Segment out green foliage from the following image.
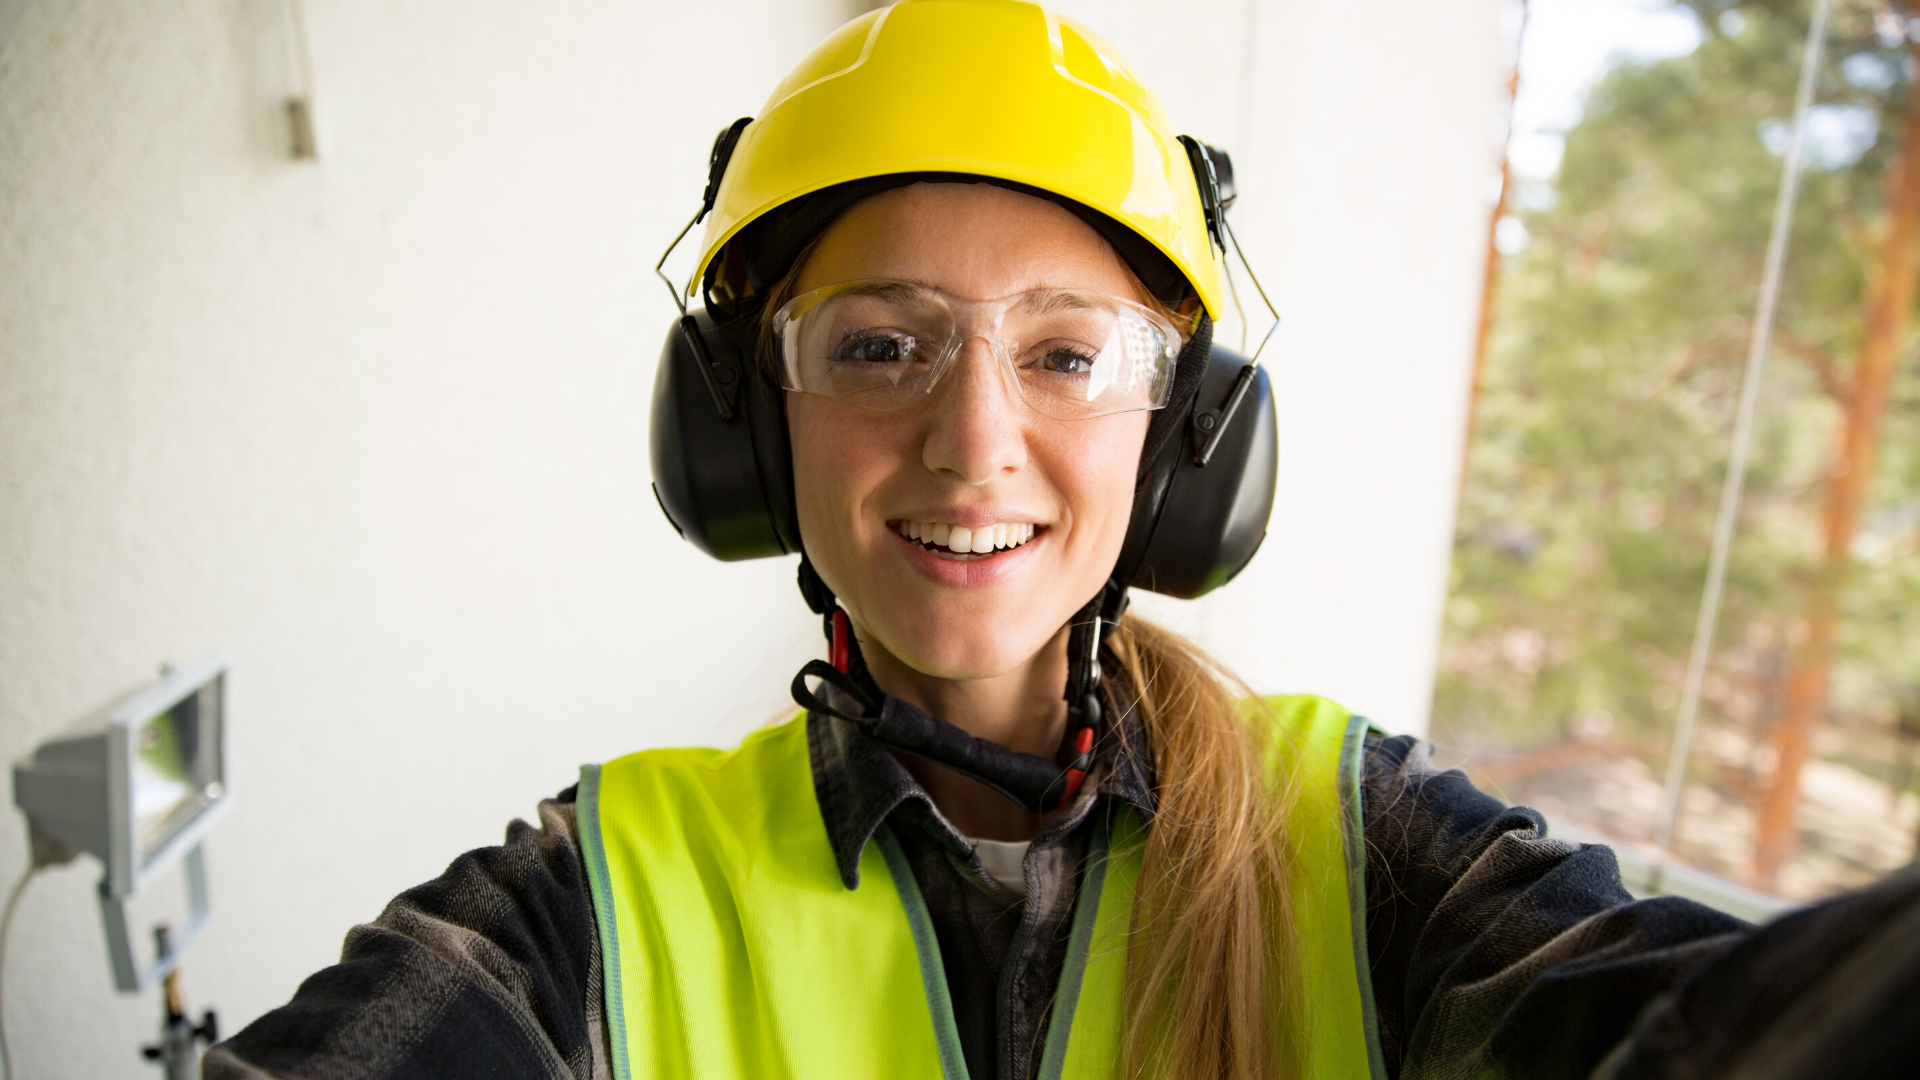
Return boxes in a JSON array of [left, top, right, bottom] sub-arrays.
[[1437, 0, 1920, 760]]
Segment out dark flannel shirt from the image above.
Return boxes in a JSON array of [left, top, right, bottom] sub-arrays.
[[205, 706, 1920, 1080]]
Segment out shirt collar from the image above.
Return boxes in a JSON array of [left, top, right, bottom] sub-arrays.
[[806, 686, 1157, 890]]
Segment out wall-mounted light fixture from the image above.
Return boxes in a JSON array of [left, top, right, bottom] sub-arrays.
[[8, 654, 233, 1078]]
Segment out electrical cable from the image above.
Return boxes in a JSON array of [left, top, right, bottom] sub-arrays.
[[1652, 0, 1833, 866], [0, 866, 40, 1080]]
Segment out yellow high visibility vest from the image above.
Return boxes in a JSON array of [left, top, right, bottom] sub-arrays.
[[576, 695, 1385, 1079]]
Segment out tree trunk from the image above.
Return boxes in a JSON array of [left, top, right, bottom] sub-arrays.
[[1458, 2, 1527, 508], [1752, 36, 1920, 888]]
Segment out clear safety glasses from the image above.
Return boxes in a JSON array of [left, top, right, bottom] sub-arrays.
[[769, 280, 1183, 420]]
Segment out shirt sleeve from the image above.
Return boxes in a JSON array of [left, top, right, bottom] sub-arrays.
[[1359, 734, 1749, 1079], [202, 792, 608, 1080], [1594, 866, 1920, 1080]]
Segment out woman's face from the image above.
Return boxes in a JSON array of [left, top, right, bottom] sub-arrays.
[[787, 183, 1153, 682]]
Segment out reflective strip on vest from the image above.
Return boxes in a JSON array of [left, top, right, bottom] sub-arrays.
[[577, 695, 1385, 1080]]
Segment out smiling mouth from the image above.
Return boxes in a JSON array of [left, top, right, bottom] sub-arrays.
[[895, 520, 1040, 560]]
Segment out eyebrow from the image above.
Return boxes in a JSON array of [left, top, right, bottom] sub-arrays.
[[827, 281, 1118, 310], [836, 281, 936, 303], [1027, 290, 1106, 314]]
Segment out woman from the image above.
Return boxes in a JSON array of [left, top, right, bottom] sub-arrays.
[[209, 3, 1920, 1079]]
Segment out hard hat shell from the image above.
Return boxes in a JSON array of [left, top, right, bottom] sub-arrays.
[[690, 0, 1230, 319]]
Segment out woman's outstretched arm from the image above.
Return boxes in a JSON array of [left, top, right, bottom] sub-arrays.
[[1361, 735, 1750, 1078], [203, 791, 606, 1080], [1363, 734, 1920, 1080]]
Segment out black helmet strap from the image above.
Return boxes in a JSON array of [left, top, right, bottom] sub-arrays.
[[789, 556, 1120, 815]]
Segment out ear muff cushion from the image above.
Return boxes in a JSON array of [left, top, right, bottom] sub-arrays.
[[1117, 317, 1278, 598], [649, 311, 797, 559]]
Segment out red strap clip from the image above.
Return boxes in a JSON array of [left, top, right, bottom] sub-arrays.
[[1059, 726, 1094, 805], [830, 609, 851, 673]]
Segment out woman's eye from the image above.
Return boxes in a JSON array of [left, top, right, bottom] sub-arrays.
[[831, 332, 916, 365], [1037, 347, 1098, 375]]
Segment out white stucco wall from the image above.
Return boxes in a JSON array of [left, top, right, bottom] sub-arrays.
[[0, 0, 1500, 1073]]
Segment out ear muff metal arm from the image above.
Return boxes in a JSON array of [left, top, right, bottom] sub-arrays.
[[657, 117, 755, 319], [1186, 169, 1280, 468], [654, 118, 757, 423], [656, 209, 737, 421]]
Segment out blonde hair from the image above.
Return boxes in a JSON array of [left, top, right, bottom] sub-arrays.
[[754, 220, 1304, 1080], [1105, 616, 1304, 1080]]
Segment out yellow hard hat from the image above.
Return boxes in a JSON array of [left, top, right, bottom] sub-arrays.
[[688, 0, 1231, 320]]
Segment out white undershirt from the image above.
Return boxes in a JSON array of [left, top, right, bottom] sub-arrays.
[[969, 837, 1032, 899]]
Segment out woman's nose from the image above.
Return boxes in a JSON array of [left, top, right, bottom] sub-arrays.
[[921, 338, 1028, 484]]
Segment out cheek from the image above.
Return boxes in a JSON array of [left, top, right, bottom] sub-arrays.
[[1047, 412, 1150, 556], [788, 396, 896, 568]]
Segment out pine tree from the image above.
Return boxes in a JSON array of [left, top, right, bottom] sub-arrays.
[[1439, 0, 1920, 899]]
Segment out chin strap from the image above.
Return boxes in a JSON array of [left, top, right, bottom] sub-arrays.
[[798, 556, 867, 681], [791, 557, 1124, 814], [1057, 581, 1127, 804]]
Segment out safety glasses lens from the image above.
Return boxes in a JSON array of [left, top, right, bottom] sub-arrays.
[[775, 283, 1177, 419]]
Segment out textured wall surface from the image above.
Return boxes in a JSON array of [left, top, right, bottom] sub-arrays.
[[0, 0, 1501, 1073]]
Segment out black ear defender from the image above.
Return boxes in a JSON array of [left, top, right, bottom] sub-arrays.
[[649, 118, 802, 559], [1126, 135, 1273, 598], [650, 307, 799, 558], [649, 121, 1278, 599], [1116, 324, 1277, 598]]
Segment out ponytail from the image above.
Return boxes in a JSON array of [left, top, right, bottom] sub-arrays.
[[1106, 615, 1305, 1080]]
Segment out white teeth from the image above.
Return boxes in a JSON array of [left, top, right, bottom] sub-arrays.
[[896, 520, 1039, 556]]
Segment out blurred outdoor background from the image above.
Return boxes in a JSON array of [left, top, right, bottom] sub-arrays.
[[1436, 0, 1920, 910], [2, 0, 1916, 1075]]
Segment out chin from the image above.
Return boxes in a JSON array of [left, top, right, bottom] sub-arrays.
[[874, 612, 1057, 683]]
